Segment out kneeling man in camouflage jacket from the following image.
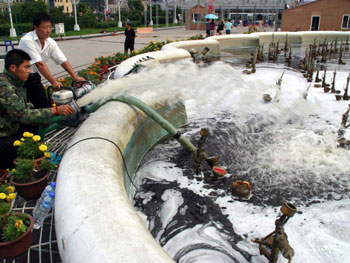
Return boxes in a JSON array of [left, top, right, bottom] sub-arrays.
[[0, 49, 74, 169]]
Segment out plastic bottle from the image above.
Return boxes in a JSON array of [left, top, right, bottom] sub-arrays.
[[33, 192, 55, 230], [33, 182, 56, 216]]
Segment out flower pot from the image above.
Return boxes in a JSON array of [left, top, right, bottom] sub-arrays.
[[0, 169, 7, 181], [10, 171, 49, 200], [0, 214, 34, 258]]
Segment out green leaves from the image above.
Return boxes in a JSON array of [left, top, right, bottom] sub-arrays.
[[13, 158, 34, 183], [1, 214, 29, 242]]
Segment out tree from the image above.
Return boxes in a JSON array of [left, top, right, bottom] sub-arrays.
[[49, 6, 66, 23], [0, 11, 9, 25], [13, 0, 48, 24], [78, 3, 89, 15], [125, 0, 143, 23]]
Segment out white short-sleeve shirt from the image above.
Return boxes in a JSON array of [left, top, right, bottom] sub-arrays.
[[18, 30, 67, 73]]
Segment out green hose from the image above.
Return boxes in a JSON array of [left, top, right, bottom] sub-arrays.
[[38, 115, 65, 139], [84, 95, 197, 152]]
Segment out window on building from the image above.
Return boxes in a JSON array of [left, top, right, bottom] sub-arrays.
[[342, 15, 350, 29], [310, 16, 320, 31]]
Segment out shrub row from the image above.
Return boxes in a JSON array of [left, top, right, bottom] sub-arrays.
[[0, 23, 32, 37]]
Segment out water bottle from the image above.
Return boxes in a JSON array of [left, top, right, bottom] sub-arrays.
[[33, 192, 55, 229], [33, 182, 56, 215]]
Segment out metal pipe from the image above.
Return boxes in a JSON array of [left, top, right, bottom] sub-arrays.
[[84, 95, 198, 152]]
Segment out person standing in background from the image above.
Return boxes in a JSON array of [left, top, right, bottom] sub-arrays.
[[124, 22, 136, 54], [209, 20, 216, 36], [217, 20, 224, 35], [19, 12, 85, 109], [205, 19, 210, 37], [225, 19, 233, 34]]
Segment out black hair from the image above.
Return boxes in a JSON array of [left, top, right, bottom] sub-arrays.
[[5, 49, 31, 70], [126, 22, 132, 26], [33, 12, 53, 27]]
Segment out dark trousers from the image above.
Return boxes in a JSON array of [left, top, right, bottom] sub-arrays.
[[124, 41, 135, 53], [24, 73, 50, 109], [0, 125, 38, 169]]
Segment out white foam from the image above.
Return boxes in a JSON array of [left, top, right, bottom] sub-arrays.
[[132, 62, 350, 263]]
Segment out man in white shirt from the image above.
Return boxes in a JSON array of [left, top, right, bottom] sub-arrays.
[[19, 12, 84, 108]]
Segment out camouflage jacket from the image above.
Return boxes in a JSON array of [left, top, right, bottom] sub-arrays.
[[0, 69, 51, 137]]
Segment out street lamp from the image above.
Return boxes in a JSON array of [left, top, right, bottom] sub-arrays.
[[73, 0, 80, 31], [173, 0, 177, 24], [149, 0, 153, 26], [165, 0, 169, 27], [117, 0, 122, 27], [113, 0, 122, 27], [104, 0, 109, 22], [7, 0, 16, 37]]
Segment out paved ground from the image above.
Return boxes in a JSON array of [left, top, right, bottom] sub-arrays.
[[0, 26, 257, 80], [1, 27, 203, 77]]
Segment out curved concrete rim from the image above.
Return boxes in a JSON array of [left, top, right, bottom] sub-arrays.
[[55, 94, 185, 263], [56, 30, 350, 263]]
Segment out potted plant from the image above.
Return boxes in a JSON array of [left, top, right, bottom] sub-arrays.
[[9, 132, 55, 200], [0, 170, 7, 181], [0, 181, 34, 258], [14, 132, 46, 161]]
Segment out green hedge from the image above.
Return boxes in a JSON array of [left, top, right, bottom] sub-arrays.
[[96, 21, 117, 29], [78, 14, 97, 28], [0, 23, 33, 37], [128, 20, 142, 27]]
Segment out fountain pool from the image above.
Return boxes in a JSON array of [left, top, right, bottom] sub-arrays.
[[55, 32, 350, 263]]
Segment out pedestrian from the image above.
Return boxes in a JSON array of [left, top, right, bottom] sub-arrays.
[[0, 49, 75, 169], [225, 19, 233, 34], [124, 22, 136, 54], [217, 20, 224, 35], [209, 19, 216, 36], [205, 19, 210, 37], [18, 12, 85, 109]]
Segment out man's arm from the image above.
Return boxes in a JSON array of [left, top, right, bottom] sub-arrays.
[[60, 61, 85, 83], [0, 85, 75, 124], [35, 61, 62, 90]]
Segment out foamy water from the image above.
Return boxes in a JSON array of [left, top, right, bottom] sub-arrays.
[[80, 58, 350, 262]]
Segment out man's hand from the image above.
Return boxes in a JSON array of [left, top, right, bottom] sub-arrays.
[[61, 61, 85, 84], [52, 80, 63, 91], [74, 76, 85, 83], [53, 105, 75, 116]]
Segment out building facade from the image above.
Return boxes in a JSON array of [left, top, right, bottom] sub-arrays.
[[212, 0, 296, 24], [184, 0, 298, 30], [281, 0, 350, 31], [52, 0, 73, 14]]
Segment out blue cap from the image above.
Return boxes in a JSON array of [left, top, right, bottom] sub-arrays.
[[50, 182, 56, 187], [49, 192, 55, 198]]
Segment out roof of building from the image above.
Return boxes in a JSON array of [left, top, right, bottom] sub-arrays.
[[282, 0, 321, 13]]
